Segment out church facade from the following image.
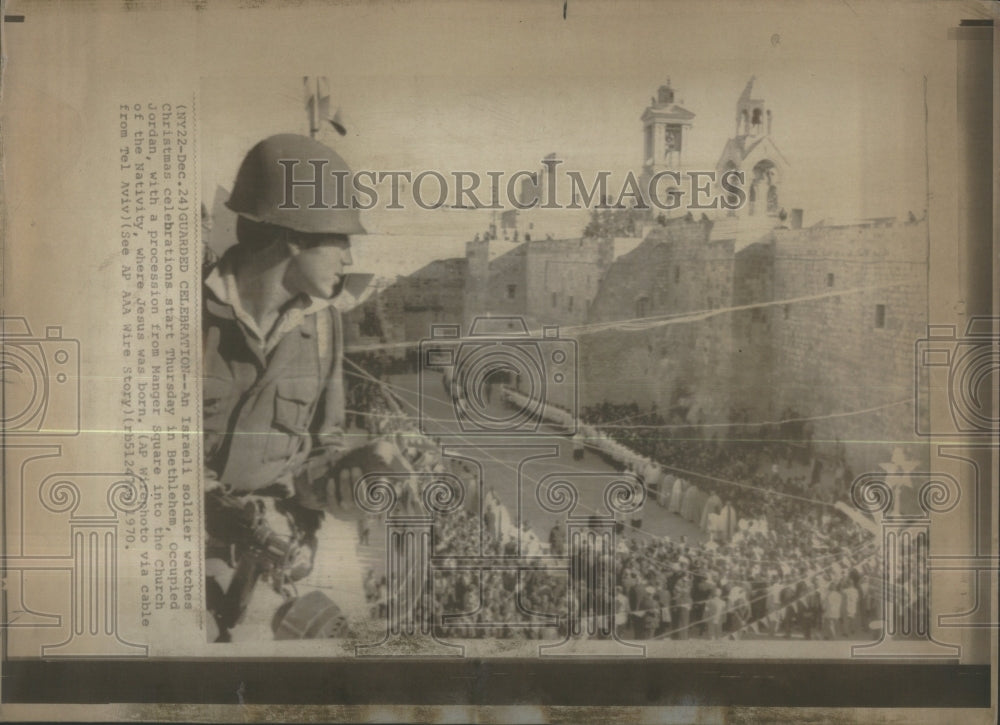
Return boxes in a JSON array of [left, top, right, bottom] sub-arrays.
[[579, 78, 927, 473], [353, 76, 928, 473]]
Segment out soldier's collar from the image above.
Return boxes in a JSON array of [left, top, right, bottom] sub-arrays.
[[204, 248, 336, 343]]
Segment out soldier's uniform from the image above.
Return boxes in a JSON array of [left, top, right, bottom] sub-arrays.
[[203, 252, 348, 497], [203, 133, 371, 642]]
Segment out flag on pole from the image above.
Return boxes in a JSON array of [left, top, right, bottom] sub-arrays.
[[329, 107, 347, 136], [304, 76, 332, 138]]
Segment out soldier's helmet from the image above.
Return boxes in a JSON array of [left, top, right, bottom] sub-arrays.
[[226, 133, 366, 235]]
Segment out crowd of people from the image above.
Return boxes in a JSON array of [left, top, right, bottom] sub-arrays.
[[608, 514, 878, 640], [579, 401, 880, 640], [349, 369, 885, 642]]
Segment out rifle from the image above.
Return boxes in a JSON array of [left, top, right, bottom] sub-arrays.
[[205, 488, 301, 633], [206, 437, 412, 639]]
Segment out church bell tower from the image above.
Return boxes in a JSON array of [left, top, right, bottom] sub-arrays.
[[641, 78, 696, 178], [715, 76, 789, 218]]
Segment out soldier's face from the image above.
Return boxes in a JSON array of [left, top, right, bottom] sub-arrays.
[[287, 235, 353, 298]]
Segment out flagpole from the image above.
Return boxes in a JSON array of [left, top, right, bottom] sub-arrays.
[[311, 76, 319, 138]]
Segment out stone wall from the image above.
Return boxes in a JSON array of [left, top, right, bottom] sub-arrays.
[[462, 242, 528, 330], [524, 237, 613, 329], [580, 216, 928, 471], [765, 219, 928, 471], [345, 257, 467, 348], [464, 236, 613, 332], [582, 217, 735, 423]]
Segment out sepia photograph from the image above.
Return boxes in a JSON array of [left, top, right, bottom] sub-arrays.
[[0, 0, 996, 721], [198, 73, 914, 653]]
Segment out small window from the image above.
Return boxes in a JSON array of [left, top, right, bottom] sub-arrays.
[[674, 265, 680, 283], [551, 291, 558, 308], [875, 304, 886, 328], [636, 297, 649, 319], [827, 273, 835, 287], [507, 284, 517, 300], [568, 296, 574, 311], [783, 304, 790, 320]]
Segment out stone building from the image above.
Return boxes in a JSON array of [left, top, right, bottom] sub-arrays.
[[582, 215, 737, 427], [638, 78, 696, 205], [344, 257, 467, 349], [733, 218, 927, 469], [715, 76, 791, 220], [358, 76, 928, 474], [581, 211, 928, 473], [575, 77, 927, 472], [463, 235, 614, 332]]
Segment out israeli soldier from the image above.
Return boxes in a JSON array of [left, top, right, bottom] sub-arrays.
[[203, 133, 407, 641]]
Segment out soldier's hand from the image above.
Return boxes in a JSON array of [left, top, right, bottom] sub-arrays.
[[334, 438, 412, 476], [367, 438, 414, 473]]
